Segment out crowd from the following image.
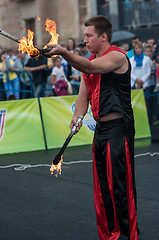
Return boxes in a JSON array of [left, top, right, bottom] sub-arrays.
[[0, 38, 91, 101], [124, 36, 159, 126], [0, 35, 159, 126]]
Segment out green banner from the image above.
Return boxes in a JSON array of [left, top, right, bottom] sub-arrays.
[[0, 89, 151, 155], [40, 96, 94, 149], [0, 99, 45, 154], [40, 89, 151, 149], [131, 89, 151, 139]]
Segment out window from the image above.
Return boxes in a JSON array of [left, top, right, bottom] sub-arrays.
[[25, 18, 36, 44], [79, 0, 87, 25]]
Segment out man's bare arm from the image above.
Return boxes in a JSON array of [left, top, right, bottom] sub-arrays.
[[70, 75, 89, 134], [45, 44, 127, 75]]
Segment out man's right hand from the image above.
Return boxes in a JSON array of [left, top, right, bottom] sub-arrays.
[[44, 44, 65, 57], [70, 116, 83, 135]]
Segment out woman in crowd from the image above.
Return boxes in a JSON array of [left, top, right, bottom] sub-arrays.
[[130, 41, 152, 121], [0, 50, 20, 100], [66, 38, 77, 80], [66, 37, 76, 52]]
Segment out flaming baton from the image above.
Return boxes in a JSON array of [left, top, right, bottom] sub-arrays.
[[50, 116, 84, 176], [0, 18, 58, 58], [0, 28, 51, 57]]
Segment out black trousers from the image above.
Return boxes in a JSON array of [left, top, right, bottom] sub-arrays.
[[92, 118, 138, 240]]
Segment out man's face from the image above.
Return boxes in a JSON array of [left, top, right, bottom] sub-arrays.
[[79, 46, 87, 55], [147, 39, 155, 46], [83, 25, 101, 53], [132, 38, 140, 47]]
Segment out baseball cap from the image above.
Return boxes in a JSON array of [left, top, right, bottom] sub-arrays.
[[79, 41, 86, 47]]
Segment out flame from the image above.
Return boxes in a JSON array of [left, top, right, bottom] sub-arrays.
[[37, 17, 41, 21], [18, 29, 40, 58], [50, 155, 63, 177], [45, 18, 59, 46], [18, 18, 59, 58]]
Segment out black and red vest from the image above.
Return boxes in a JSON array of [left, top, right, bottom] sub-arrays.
[[83, 45, 135, 134]]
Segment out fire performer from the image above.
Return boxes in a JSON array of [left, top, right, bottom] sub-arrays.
[[45, 16, 138, 240]]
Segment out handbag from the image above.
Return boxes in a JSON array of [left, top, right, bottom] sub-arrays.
[[67, 81, 73, 95], [63, 68, 73, 95]]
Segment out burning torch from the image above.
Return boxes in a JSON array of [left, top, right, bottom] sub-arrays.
[[0, 29, 51, 57], [50, 116, 84, 175]]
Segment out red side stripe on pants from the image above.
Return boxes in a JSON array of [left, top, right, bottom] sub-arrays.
[[106, 140, 120, 240], [93, 140, 110, 240], [93, 140, 121, 240], [125, 137, 138, 240]]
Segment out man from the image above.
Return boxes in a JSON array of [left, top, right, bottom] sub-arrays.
[[78, 40, 92, 59], [45, 15, 138, 240], [24, 55, 47, 98], [10, 51, 31, 99]]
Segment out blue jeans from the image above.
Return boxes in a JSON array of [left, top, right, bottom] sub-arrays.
[[3, 77, 20, 100]]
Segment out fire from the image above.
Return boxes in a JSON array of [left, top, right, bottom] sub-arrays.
[[50, 155, 63, 177], [45, 18, 59, 45], [18, 29, 40, 58], [18, 18, 59, 58]]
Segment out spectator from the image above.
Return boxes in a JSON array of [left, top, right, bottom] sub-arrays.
[[146, 38, 156, 47], [69, 49, 81, 95], [0, 48, 6, 101], [66, 38, 77, 80], [152, 39, 159, 61], [152, 40, 159, 92], [153, 53, 159, 92], [51, 56, 68, 96], [61, 43, 69, 77], [66, 37, 76, 52], [7, 48, 17, 62], [119, 43, 130, 54], [78, 41, 92, 59], [10, 51, 31, 99], [24, 55, 47, 98], [7, 94, 17, 101], [0, 50, 20, 99], [144, 45, 157, 125], [130, 41, 152, 115], [126, 36, 141, 59], [44, 57, 54, 97]]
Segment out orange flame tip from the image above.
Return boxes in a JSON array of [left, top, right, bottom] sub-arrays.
[[50, 155, 63, 177], [18, 29, 40, 58]]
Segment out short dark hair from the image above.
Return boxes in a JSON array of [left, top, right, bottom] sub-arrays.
[[132, 36, 140, 41], [84, 15, 112, 42]]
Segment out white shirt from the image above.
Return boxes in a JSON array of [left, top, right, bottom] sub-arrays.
[[130, 55, 152, 89], [51, 66, 65, 82]]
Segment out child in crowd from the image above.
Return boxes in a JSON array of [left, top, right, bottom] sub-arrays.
[[51, 56, 68, 96]]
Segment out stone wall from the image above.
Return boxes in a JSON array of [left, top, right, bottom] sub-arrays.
[[0, 0, 93, 49]]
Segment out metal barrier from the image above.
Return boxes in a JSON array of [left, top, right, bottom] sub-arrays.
[[122, 1, 159, 29], [0, 69, 54, 100]]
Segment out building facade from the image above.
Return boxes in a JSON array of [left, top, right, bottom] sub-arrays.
[[1, 0, 159, 50], [0, 0, 97, 49]]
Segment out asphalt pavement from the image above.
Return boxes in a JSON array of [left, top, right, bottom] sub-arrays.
[[0, 142, 159, 240]]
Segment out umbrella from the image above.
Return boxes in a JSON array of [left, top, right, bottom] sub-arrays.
[[111, 30, 136, 43]]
